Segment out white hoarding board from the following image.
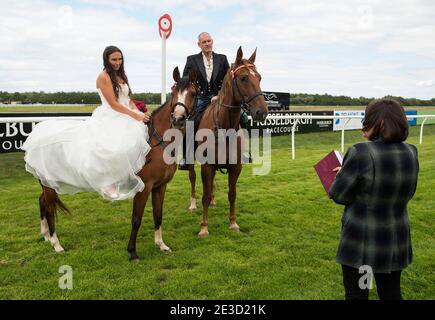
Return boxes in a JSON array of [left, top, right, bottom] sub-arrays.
[[333, 110, 365, 131]]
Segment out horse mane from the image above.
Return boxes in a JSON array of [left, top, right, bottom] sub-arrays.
[[151, 102, 168, 117]]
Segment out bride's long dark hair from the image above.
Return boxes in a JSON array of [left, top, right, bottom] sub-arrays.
[[103, 46, 132, 98]]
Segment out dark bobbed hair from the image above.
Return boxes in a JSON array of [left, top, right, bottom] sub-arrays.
[[102, 45, 132, 98], [362, 98, 409, 143]]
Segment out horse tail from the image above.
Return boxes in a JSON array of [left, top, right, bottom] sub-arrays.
[[40, 183, 71, 215], [55, 197, 71, 215]]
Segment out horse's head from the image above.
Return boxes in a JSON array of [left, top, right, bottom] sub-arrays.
[[229, 46, 268, 121], [170, 67, 198, 129]]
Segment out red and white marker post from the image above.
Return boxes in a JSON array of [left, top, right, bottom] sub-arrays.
[[158, 14, 172, 104]]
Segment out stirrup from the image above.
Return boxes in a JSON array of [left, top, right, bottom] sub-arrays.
[[178, 158, 189, 171]]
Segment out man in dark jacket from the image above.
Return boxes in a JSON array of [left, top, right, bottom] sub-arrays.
[[179, 32, 250, 169], [183, 32, 229, 114]]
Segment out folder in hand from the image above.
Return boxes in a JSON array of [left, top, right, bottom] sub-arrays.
[[314, 150, 343, 194]]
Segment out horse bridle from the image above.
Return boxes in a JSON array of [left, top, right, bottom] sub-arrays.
[[148, 82, 198, 150], [220, 63, 265, 112]]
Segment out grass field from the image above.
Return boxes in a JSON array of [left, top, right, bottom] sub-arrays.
[[0, 126, 434, 300]]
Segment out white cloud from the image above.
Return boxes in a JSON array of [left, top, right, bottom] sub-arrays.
[[1, 0, 434, 99], [416, 80, 434, 87]]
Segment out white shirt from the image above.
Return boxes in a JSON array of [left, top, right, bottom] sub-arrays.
[[202, 52, 213, 83]]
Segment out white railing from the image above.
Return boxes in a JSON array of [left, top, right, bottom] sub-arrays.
[[1, 115, 435, 159], [0, 116, 90, 123], [249, 114, 435, 159]]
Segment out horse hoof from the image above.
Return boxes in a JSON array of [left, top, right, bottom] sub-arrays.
[[198, 229, 209, 237], [156, 243, 172, 252], [229, 223, 240, 232], [129, 252, 140, 261], [188, 205, 197, 211], [54, 245, 65, 253], [209, 201, 216, 208]]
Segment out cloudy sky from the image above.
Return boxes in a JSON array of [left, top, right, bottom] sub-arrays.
[[1, 0, 434, 99]]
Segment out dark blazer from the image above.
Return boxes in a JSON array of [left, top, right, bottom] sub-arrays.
[[329, 139, 419, 273], [183, 52, 229, 96]]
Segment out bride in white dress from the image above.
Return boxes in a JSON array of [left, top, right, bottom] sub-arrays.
[[22, 46, 151, 201]]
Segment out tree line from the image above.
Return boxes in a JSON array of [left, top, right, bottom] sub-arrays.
[[290, 93, 435, 106], [0, 91, 164, 105], [1, 91, 434, 106]]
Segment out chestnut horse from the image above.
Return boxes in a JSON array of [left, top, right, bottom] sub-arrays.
[[193, 47, 268, 236], [38, 67, 198, 260]]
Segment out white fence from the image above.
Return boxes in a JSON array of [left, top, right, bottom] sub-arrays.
[[1, 115, 435, 159], [249, 114, 435, 159]]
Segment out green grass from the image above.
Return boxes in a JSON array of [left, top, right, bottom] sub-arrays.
[[0, 126, 434, 300]]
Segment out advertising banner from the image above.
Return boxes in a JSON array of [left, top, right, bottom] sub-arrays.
[[248, 111, 333, 135], [332, 110, 365, 131], [405, 110, 417, 126], [0, 113, 91, 153], [262, 92, 290, 111]]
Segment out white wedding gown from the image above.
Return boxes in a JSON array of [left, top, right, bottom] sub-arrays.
[[22, 84, 151, 200]]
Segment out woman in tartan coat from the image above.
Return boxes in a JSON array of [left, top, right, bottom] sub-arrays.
[[329, 99, 419, 300]]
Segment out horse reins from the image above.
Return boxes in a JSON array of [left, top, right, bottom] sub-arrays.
[[147, 83, 198, 150]]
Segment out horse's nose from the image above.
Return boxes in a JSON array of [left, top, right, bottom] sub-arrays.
[[173, 116, 186, 129], [255, 109, 267, 121]]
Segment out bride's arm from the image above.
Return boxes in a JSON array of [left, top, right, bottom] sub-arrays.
[[97, 73, 146, 121], [129, 99, 137, 110]]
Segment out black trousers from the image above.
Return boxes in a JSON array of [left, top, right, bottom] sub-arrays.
[[341, 265, 403, 300]]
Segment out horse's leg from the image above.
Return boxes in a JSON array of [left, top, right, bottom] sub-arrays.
[[228, 164, 242, 232], [199, 164, 215, 236], [39, 192, 50, 242], [127, 188, 151, 261], [152, 184, 171, 252], [188, 164, 197, 211], [42, 187, 65, 252], [210, 178, 217, 207]]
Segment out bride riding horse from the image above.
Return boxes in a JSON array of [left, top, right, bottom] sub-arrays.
[[38, 67, 198, 260], [193, 47, 268, 236]]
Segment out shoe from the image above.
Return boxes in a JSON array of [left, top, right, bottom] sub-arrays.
[[178, 158, 189, 170], [241, 152, 253, 164], [102, 184, 120, 199]]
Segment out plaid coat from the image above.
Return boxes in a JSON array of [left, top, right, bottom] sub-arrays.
[[329, 139, 419, 273]]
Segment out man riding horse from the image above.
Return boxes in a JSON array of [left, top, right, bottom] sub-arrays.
[[178, 32, 251, 170]]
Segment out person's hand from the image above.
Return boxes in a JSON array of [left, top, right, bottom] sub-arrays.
[[132, 112, 150, 122], [211, 96, 219, 103], [142, 114, 151, 123], [333, 166, 342, 173]]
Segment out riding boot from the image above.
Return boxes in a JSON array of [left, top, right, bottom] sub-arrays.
[[178, 135, 189, 170], [242, 151, 253, 164]]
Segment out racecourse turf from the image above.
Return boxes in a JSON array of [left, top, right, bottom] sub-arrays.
[[0, 126, 434, 299]]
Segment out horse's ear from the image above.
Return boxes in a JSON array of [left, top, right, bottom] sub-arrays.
[[235, 46, 243, 65], [173, 67, 181, 82], [248, 48, 257, 64], [188, 68, 197, 83]]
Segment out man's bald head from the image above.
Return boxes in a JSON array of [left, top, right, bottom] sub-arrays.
[[198, 32, 213, 56]]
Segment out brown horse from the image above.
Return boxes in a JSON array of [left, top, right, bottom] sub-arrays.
[[192, 47, 268, 236], [38, 67, 198, 260]]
